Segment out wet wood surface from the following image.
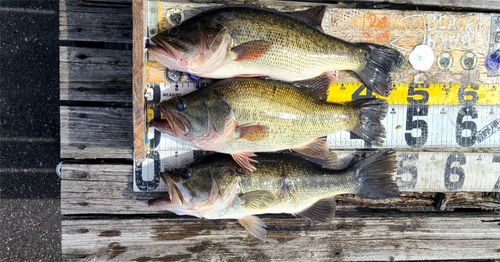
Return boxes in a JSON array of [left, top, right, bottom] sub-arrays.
[[60, 0, 500, 261]]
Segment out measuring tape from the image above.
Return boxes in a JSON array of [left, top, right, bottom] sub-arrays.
[[134, 149, 500, 192]]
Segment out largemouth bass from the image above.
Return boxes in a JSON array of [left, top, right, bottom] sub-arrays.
[[151, 77, 387, 171], [147, 5, 404, 96], [149, 150, 399, 240]]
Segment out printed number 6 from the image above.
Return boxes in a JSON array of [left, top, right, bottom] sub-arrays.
[[444, 153, 465, 191]]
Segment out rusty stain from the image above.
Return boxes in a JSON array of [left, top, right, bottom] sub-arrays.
[[79, 173, 88, 178], [99, 230, 121, 237], [78, 144, 86, 150]]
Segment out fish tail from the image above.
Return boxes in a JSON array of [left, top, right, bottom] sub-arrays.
[[357, 43, 404, 96], [351, 150, 399, 199], [349, 98, 387, 146]]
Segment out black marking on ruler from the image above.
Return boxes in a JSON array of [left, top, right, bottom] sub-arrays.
[[475, 118, 500, 143], [493, 155, 500, 191], [405, 84, 429, 147], [456, 106, 478, 147], [135, 151, 161, 191], [444, 153, 466, 191], [396, 153, 418, 190]]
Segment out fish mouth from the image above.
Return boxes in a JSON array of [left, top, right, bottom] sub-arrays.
[[157, 172, 191, 206], [147, 37, 187, 71], [150, 105, 190, 138]]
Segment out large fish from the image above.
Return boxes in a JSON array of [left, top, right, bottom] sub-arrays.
[[151, 77, 387, 171], [149, 150, 400, 240], [147, 5, 404, 96]]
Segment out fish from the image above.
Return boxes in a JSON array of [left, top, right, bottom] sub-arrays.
[[150, 77, 387, 171], [147, 5, 404, 96], [149, 150, 400, 240]]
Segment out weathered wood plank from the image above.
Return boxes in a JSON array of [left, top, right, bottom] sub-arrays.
[[133, 0, 147, 160], [59, 0, 132, 43], [60, 107, 133, 159], [60, 163, 500, 215], [60, 47, 132, 102], [62, 213, 500, 261]]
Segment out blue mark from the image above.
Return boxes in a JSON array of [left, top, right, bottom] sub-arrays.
[[485, 49, 500, 71], [186, 73, 203, 82]]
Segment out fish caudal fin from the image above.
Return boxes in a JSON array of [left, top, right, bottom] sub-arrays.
[[349, 98, 388, 146], [352, 150, 399, 199], [357, 43, 404, 96]]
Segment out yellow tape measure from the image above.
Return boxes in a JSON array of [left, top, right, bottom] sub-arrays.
[[327, 82, 500, 105]]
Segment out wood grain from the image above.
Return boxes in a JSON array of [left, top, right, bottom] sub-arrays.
[[59, 0, 132, 43], [60, 47, 132, 102], [60, 107, 133, 159], [132, 0, 147, 161], [62, 213, 500, 261]]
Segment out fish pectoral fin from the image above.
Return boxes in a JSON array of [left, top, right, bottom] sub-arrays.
[[238, 215, 267, 241], [290, 6, 326, 28], [299, 150, 339, 169], [295, 197, 337, 223], [231, 40, 271, 61], [291, 137, 329, 158], [240, 190, 276, 211], [231, 152, 258, 171], [235, 125, 269, 142], [293, 72, 337, 101]]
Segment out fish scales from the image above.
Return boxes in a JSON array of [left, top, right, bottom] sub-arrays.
[[213, 78, 359, 153], [212, 7, 368, 80], [233, 156, 359, 214]]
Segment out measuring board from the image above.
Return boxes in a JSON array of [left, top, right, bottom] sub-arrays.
[[134, 2, 500, 192]]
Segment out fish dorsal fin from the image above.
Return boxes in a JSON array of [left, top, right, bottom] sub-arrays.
[[238, 215, 267, 241], [299, 150, 339, 169], [295, 197, 336, 222], [231, 152, 258, 171], [240, 190, 276, 211], [231, 40, 271, 61], [292, 137, 329, 158], [293, 72, 336, 101], [290, 6, 326, 27]]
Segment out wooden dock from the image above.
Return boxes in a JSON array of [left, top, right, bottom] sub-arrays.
[[60, 0, 500, 261]]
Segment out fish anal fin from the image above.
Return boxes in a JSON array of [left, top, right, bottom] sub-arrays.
[[291, 6, 326, 27], [295, 198, 336, 223], [236, 125, 269, 142], [231, 40, 271, 61], [238, 215, 267, 241], [292, 137, 328, 158], [231, 152, 258, 171], [293, 72, 336, 100], [240, 190, 276, 211]]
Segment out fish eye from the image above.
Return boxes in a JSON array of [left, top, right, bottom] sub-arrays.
[[169, 27, 179, 37], [180, 169, 191, 180], [176, 100, 186, 111]]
